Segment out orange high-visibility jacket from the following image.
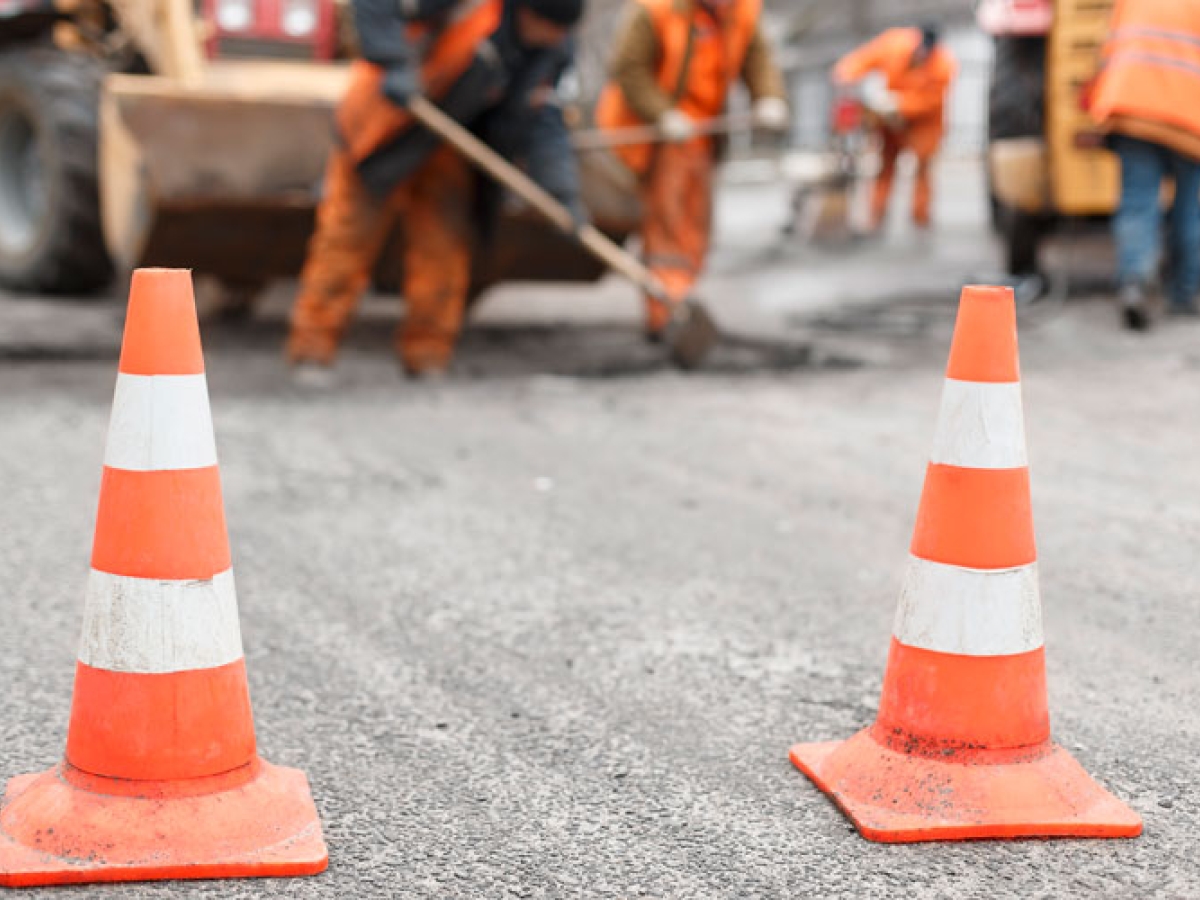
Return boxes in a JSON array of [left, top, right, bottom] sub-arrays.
[[595, 0, 763, 175], [1090, 0, 1200, 161], [834, 27, 956, 156], [336, 0, 502, 166]]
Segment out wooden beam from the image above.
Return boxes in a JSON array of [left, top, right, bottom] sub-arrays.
[[109, 0, 205, 82]]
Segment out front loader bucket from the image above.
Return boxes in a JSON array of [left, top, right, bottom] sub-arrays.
[[100, 61, 347, 285], [100, 61, 640, 296]]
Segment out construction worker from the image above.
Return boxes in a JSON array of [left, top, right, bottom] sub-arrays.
[[596, 0, 789, 339], [287, 0, 585, 378], [833, 23, 956, 233], [1088, 0, 1200, 329]]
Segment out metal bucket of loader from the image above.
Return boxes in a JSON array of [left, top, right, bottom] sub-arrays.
[[100, 60, 640, 294], [100, 61, 347, 283]]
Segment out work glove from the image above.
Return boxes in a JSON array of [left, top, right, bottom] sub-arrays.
[[875, 98, 905, 129], [658, 108, 695, 142], [879, 91, 904, 129], [752, 97, 790, 131], [382, 63, 422, 108], [859, 75, 904, 127]]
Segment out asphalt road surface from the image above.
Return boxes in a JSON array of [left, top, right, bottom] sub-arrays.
[[1, 160, 1197, 897]]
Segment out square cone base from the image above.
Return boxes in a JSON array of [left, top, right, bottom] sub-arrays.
[[0, 758, 327, 887], [790, 728, 1142, 843]]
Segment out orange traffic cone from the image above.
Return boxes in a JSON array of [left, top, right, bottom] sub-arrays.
[[0, 269, 328, 886], [790, 285, 1142, 842]]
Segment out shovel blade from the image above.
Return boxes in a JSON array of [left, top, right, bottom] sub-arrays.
[[666, 300, 719, 369]]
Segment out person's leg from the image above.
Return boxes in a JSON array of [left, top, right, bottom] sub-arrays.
[[870, 127, 902, 230], [1166, 148, 1200, 312], [907, 122, 941, 229], [394, 147, 475, 374], [288, 151, 393, 364], [639, 140, 715, 336], [1112, 136, 1164, 284], [1111, 134, 1166, 329], [912, 153, 934, 228]]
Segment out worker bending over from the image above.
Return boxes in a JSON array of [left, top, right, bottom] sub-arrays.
[[597, 0, 789, 339], [1089, 0, 1200, 329], [288, 0, 584, 378], [833, 23, 956, 232]]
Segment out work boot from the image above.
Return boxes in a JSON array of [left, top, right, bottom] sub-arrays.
[[401, 344, 453, 380], [287, 334, 338, 389], [292, 361, 337, 390], [644, 298, 672, 344], [1120, 282, 1153, 332], [404, 362, 450, 382], [285, 329, 338, 368]]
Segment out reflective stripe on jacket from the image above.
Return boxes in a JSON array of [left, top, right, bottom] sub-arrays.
[[1090, 0, 1200, 160], [595, 0, 764, 175]]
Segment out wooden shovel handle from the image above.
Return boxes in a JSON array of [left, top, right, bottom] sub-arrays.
[[407, 95, 673, 303]]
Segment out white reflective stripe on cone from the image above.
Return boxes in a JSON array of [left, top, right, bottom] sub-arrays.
[[893, 556, 1044, 656], [79, 569, 244, 673], [104, 373, 218, 472], [929, 379, 1027, 470]]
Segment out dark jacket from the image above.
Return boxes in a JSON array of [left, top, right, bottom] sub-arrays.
[[353, 0, 463, 69], [351, 0, 580, 210], [476, 3, 580, 216]]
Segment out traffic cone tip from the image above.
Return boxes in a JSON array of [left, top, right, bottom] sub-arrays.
[[119, 268, 205, 376], [945, 284, 1019, 383]]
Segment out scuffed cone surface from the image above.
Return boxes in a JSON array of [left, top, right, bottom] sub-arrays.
[[791, 729, 1142, 843], [0, 760, 328, 887]]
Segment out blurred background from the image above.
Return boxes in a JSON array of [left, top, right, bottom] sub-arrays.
[[0, 0, 1093, 330], [2, 4, 1198, 896]]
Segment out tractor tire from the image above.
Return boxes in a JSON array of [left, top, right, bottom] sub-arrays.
[[0, 45, 112, 294], [987, 36, 1051, 273]]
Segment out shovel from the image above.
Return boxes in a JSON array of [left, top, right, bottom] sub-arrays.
[[408, 95, 719, 369]]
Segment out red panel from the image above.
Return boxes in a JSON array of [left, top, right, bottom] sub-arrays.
[[874, 637, 1050, 751], [92, 467, 232, 580], [910, 464, 1036, 569], [67, 659, 256, 781]]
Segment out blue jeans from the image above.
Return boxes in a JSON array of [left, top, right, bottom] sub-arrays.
[[1112, 134, 1200, 308]]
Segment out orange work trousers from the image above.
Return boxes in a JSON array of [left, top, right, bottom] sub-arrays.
[[288, 146, 473, 372], [639, 140, 715, 335], [872, 124, 939, 229]]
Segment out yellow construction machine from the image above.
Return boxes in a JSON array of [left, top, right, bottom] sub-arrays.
[[981, 0, 1118, 275], [0, 0, 637, 301]]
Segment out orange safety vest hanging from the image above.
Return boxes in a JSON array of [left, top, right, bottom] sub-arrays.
[[336, 0, 503, 166], [1090, 0, 1200, 159], [595, 0, 761, 175]]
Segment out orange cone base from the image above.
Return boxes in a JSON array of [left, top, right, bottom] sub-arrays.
[[0, 759, 328, 887], [790, 728, 1142, 843]]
